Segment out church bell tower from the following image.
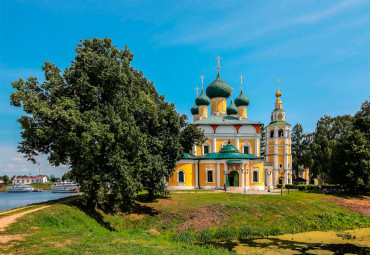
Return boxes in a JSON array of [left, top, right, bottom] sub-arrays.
[[265, 79, 292, 186]]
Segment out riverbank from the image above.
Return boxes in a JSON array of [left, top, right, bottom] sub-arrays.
[[0, 182, 53, 192], [0, 191, 369, 254]]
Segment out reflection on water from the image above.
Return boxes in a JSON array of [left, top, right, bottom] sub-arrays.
[[0, 192, 75, 211], [198, 229, 370, 255]]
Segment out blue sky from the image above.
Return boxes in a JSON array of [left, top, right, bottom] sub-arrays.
[[1, 0, 369, 177]]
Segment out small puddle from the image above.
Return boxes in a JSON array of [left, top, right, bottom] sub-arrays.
[[197, 228, 370, 254]]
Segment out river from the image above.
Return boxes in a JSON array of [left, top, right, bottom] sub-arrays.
[[0, 191, 75, 211]]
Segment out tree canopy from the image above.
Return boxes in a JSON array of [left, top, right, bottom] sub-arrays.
[[10, 38, 205, 210]]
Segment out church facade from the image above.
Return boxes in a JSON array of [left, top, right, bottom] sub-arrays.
[[168, 60, 293, 191]]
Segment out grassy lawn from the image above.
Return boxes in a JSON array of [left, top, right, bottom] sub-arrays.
[[0, 182, 53, 192], [0, 191, 369, 254]]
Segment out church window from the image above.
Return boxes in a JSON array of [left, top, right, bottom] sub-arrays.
[[279, 178, 283, 185], [278, 129, 284, 137], [270, 131, 274, 138], [177, 170, 185, 184], [279, 164, 283, 169], [205, 165, 215, 183], [251, 166, 260, 183], [204, 145, 210, 154], [207, 171, 213, 183], [253, 171, 259, 183], [243, 146, 249, 154]]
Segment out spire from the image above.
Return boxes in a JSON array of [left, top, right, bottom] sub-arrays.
[[195, 87, 200, 97], [239, 75, 245, 91], [275, 78, 283, 109], [275, 78, 282, 98], [200, 75, 205, 90], [215, 56, 222, 74]]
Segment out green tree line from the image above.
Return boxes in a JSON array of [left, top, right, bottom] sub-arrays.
[[10, 38, 205, 211], [291, 99, 370, 192]]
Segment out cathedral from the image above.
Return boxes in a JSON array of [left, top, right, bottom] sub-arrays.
[[167, 58, 293, 191]]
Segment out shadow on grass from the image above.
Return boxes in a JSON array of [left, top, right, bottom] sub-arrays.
[[135, 193, 171, 204], [67, 198, 116, 232]]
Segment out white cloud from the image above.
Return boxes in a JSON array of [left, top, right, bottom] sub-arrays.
[[11, 156, 25, 162]]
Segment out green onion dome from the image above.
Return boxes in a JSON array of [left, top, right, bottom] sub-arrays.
[[226, 100, 238, 115], [191, 104, 199, 115], [234, 90, 250, 107], [206, 73, 232, 99], [195, 90, 211, 106]]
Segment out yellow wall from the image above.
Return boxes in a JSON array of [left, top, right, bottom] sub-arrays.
[[211, 98, 226, 114], [168, 163, 194, 187], [199, 107, 207, 118], [216, 139, 235, 153], [249, 163, 264, 186], [199, 163, 217, 187], [237, 107, 247, 119], [238, 139, 255, 154]]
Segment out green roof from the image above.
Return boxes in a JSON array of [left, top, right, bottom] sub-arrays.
[[226, 100, 238, 115], [193, 114, 262, 125], [191, 104, 198, 115], [201, 141, 262, 160], [195, 90, 211, 106], [273, 109, 285, 112], [235, 90, 250, 107], [226, 160, 243, 164], [266, 120, 291, 127], [182, 153, 197, 159], [206, 73, 232, 99]]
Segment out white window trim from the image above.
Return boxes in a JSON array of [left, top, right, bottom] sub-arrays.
[[202, 141, 211, 155], [242, 141, 251, 154], [177, 170, 185, 185], [251, 166, 260, 183], [205, 165, 215, 184]]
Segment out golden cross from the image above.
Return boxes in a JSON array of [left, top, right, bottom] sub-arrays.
[[200, 75, 205, 90], [195, 87, 200, 97], [239, 75, 245, 90], [277, 78, 280, 91], [215, 56, 222, 70]]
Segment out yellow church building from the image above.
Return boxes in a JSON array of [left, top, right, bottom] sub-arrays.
[[167, 58, 293, 191]]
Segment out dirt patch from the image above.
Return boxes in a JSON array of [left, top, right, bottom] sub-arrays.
[[0, 234, 25, 244], [145, 229, 161, 235], [325, 196, 370, 216], [176, 206, 229, 232], [129, 214, 145, 220]]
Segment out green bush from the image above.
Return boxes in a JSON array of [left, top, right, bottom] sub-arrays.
[[277, 184, 283, 189]]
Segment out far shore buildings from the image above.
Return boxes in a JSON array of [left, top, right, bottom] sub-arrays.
[[12, 175, 48, 185], [168, 57, 309, 191]]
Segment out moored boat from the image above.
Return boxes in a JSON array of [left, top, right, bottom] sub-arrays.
[[6, 184, 34, 193], [51, 181, 79, 193]]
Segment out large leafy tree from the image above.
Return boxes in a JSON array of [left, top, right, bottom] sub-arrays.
[[291, 123, 304, 170], [10, 38, 204, 210], [332, 100, 370, 191]]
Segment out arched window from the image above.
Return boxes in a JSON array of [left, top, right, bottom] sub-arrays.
[[278, 129, 284, 137], [270, 131, 274, 138], [177, 170, 185, 185], [205, 165, 215, 183], [242, 141, 251, 154], [203, 141, 211, 155]]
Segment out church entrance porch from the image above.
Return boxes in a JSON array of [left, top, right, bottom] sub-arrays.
[[227, 171, 239, 187]]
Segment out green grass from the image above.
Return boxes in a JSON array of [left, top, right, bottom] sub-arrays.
[[0, 191, 369, 254]]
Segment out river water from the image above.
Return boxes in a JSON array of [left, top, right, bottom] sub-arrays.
[[0, 191, 75, 211]]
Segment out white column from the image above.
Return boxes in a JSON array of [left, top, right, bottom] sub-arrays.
[[274, 169, 278, 186], [236, 138, 239, 152], [193, 145, 197, 156], [255, 138, 258, 156], [213, 138, 217, 153], [217, 162, 220, 188], [257, 139, 260, 156], [245, 163, 249, 188], [241, 164, 245, 189], [285, 170, 288, 185], [195, 162, 198, 188]]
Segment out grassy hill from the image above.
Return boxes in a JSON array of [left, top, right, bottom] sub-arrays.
[[0, 191, 369, 254]]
